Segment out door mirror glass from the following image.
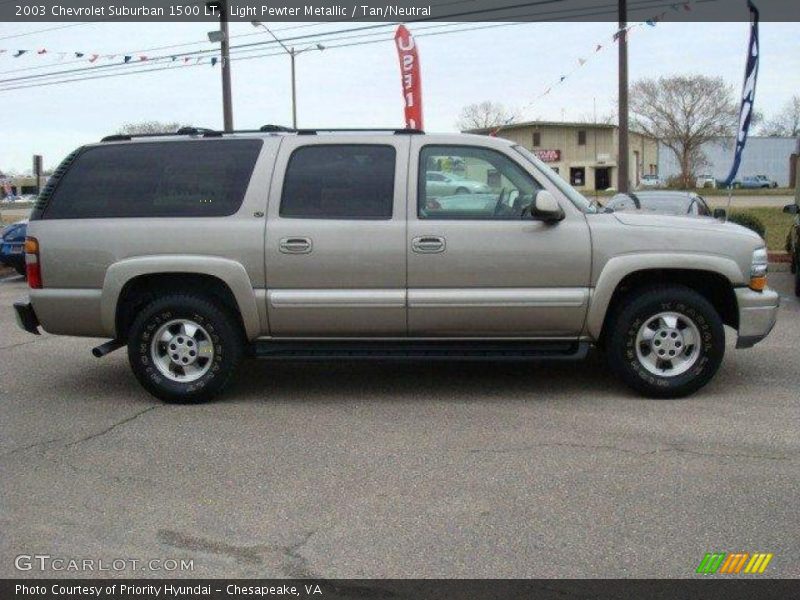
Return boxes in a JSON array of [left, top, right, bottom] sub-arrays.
[[783, 203, 799, 215], [713, 208, 727, 220], [531, 190, 565, 223]]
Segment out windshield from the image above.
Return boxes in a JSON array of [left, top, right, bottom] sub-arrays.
[[513, 145, 597, 213]]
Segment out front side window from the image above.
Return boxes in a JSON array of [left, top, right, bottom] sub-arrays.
[[418, 145, 541, 220], [280, 145, 395, 219], [45, 140, 261, 219]]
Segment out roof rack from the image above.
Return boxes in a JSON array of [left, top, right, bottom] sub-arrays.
[[294, 128, 424, 135], [100, 126, 424, 142]]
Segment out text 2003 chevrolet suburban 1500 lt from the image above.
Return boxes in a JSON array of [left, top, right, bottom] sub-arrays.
[[14, 127, 779, 403]]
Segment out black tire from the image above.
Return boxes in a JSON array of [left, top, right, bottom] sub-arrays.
[[126, 294, 245, 404], [455, 187, 470, 195], [606, 285, 725, 399], [795, 268, 800, 298], [14, 264, 26, 277]]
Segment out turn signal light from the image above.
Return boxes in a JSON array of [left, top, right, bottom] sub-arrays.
[[749, 275, 767, 292], [25, 236, 42, 289]]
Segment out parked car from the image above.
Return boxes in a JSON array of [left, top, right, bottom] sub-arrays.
[[696, 174, 717, 189], [638, 174, 662, 188], [785, 201, 800, 297], [425, 171, 491, 196], [0, 218, 28, 276], [604, 191, 717, 218], [13, 127, 778, 403], [733, 175, 778, 189]]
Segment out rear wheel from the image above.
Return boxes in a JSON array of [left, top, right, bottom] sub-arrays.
[[455, 187, 469, 195], [606, 286, 725, 398], [127, 294, 244, 403]]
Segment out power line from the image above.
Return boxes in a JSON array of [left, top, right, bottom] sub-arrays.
[[0, 22, 94, 42]]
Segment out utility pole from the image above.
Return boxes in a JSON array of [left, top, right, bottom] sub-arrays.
[[618, 0, 630, 193], [290, 51, 297, 129], [207, 0, 234, 131]]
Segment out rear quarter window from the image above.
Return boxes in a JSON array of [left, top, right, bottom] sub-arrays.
[[43, 139, 262, 219]]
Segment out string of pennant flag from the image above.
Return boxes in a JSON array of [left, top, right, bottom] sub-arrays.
[[492, 0, 699, 134], [0, 47, 223, 66]]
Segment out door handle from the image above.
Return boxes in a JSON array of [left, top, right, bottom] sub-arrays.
[[279, 237, 312, 254], [412, 236, 446, 254]]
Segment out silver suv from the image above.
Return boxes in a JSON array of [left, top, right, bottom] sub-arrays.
[[13, 127, 779, 403]]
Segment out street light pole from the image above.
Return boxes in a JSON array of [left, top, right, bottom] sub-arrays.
[[251, 21, 323, 129]]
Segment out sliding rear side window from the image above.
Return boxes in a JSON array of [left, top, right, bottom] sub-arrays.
[[44, 139, 262, 219]]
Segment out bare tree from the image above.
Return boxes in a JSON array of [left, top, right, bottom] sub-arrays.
[[456, 101, 520, 131], [759, 95, 800, 137], [629, 75, 738, 187], [117, 121, 191, 135]]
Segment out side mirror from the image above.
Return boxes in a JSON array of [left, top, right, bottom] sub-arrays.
[[783, 203, 799, 215], [531, 190, 565, 223], [713, 208, 727, 220]]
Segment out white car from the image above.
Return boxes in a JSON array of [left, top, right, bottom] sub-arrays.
[[697, 175, 717, 189], [639, 174, 662, 188]]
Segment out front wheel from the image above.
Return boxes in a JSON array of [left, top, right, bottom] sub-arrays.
[[606, 286, 725, 398], [127, 294, 245, 403]]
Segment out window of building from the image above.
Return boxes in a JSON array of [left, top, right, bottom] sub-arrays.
[[532, 131, 541, 147], [570, 167, 586, 187], [280, 145, 395, 219], [419, 145, 542, 220], [44, 140, 262, 219], [577, 130, 587, 146]]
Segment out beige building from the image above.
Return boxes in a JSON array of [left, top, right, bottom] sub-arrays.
[[468, 121, 659, 192]]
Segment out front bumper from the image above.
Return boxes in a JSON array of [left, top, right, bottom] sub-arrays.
[[735, 286, 779, 349], [13, 298, 41, 335]]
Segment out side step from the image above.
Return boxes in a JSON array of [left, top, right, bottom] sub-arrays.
[[251, 340, 590, 361]]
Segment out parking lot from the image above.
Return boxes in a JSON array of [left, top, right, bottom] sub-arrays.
[[1, 273, 798, 579]]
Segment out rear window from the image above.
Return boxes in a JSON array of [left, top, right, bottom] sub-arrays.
[[280, 145, 395, 219], [44, 139, 261, 219]]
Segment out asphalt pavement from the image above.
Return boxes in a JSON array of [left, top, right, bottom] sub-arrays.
[[1, 274, 798, 579]]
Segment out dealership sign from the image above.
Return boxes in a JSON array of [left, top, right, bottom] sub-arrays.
[[533, 149, 561, 162]]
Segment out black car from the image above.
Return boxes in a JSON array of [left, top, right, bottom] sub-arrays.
[[603, 191, 718, 218], [0, 219, 27, 276], [785, 202, 800, 297]]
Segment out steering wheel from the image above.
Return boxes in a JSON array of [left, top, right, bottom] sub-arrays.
[[493, 187, 507, 217]]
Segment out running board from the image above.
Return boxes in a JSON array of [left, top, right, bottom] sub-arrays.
[[251, 340, 590, 361]]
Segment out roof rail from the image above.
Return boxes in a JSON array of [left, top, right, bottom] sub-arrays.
[[294, 128, 424, 135], [101, 127, 223, 142], [100, 126, 424, 142]]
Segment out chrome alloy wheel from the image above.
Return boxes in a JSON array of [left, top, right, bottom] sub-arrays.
[[635, 311, 701, 377], [150, 319, 214, 383]]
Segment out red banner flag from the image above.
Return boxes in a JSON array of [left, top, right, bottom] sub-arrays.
[[394, 25, 424, 130]]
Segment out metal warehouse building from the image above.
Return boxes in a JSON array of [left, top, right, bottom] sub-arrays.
[[658, 136, 799, 187]]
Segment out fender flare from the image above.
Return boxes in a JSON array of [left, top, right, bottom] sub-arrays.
[[586, 253, 745, 339], [101, 255, 261, 340]]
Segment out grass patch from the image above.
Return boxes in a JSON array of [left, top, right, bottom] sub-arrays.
[[729, 207, 793, 252]]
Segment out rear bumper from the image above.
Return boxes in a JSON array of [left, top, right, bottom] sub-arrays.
[[735, 286, 779, 349], [14, 297, 41, 335]]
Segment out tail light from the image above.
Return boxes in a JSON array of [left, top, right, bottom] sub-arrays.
[[25, 237, 42, 289]]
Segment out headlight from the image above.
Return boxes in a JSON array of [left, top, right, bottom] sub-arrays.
[[749, 247, 768, 291]]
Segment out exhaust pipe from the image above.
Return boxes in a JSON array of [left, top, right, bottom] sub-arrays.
[[92, 339, 124, 358]]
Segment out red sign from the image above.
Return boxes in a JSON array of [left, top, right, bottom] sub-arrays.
[[533, 149, 561, 162], [394, 25, 424, 130]]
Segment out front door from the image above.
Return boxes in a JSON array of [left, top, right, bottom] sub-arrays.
[[595, 167, 611, 191], [265, 137, 409, 336], [407, 138, 592, 337]]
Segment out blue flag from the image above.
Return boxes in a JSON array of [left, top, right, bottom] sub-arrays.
[[723, 1, 760, 188]]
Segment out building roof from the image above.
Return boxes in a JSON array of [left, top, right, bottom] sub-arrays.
[[466, 120, 617, 134]]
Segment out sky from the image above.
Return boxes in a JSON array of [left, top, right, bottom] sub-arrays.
[[1, 17, 798, 172]]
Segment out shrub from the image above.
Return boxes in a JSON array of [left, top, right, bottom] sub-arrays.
[[728, 212, 766, 239]]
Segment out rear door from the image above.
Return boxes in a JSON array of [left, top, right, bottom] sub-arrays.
[[265, 136, 409, 336]]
